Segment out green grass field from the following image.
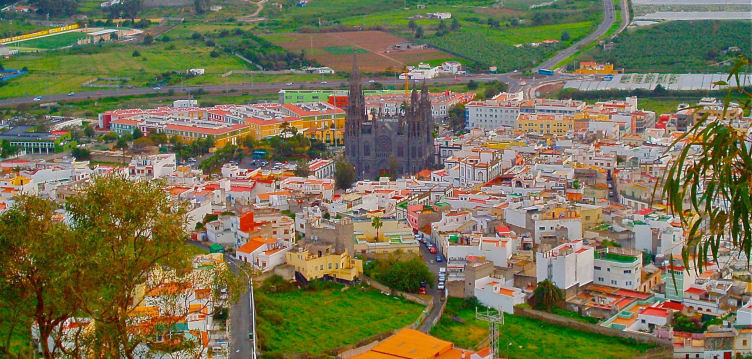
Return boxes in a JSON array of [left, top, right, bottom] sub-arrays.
[[0, 38, 247, 98], [431, 298, 654, 358], [9, 31, 88, 50], [255, 283, 424, 355], [0, 21, 45, 39]]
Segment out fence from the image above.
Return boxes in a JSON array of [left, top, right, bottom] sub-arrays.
[[513, 307, 673, 349]]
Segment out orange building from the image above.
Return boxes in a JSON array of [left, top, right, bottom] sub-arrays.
[[350, 328, 493, 359], [574, 62, 617, 75]]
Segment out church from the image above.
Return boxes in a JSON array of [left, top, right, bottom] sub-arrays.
[[344, 57, 435, 179]]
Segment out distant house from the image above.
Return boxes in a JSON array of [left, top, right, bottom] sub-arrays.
[[427, 12, 451, 19], [236, 236, 290, 272], [474, 276, 526, 314]]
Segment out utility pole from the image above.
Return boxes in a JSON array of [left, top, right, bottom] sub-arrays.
[[476, 307, 503, 359]]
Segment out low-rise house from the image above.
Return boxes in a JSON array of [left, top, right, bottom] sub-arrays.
[[536, 240, 594, 295], [593, 247, 642, 290], [285, 241, 362, 283], [474, 276, 526, 314], [235, 236, 290, 272]]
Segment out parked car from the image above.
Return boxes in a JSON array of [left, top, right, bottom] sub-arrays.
[[33, 96, 42, 101], [320, 81, 328, 84], [286, 82, 294, 86], [418, 287, 426, 295], [429, 247, 437, 254], [67, 91, 75, 96], [436, 255, 443, 263], [437, 282, 445, 290]]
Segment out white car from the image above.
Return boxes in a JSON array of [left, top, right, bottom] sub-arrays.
[[33, 96, 42, 101], [368, 80, 375, 83], [320, 81, 328, 84]]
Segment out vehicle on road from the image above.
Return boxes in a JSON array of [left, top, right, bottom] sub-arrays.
[[368, 80, 375, 83], [153, 86, 161, 90], [538, 68, 555, 76], [439, 267, 446, 274], [419, 287, 426, 295], [436, 255, 443, 263], [437, 282, 445, 290], [33, 96, 42, 101], [67, 91, 75, 96], [320, 81, 328, 84], [286, 82, 294, 86], [429, 247, 437, 254]]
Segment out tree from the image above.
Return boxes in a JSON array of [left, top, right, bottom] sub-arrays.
[[408, 19, 416, 30], [388, 155, 399, 180], [467, 80, 479, 90], [334, 155, 356, 189], [71, 147, 91, 160], [115, 137, 129, 151], [510, 18, 519, 27], [294, 160, 310, 177], [132, 127, 143, 140], [414, 25, 424, 39], [659, 55, 752, 273], [194, 0, 208, 13], [83, 123, 95, 139], [63, 176, 248, 358], [436, 20, 447, 36], [447, 103, 466, 134], [533, 279, 563, 311], [371, 216, 383, 241], [0, 196, 80, 359], [131, 137, 154, 153], [450, 17, 460, 31], [132, 50, 141, 57], [142, 33, 153, 45], [672, 313, 704, 333], [0, 140, 18, 158], [561, 31, 570, 41], [210, 50, 220, 58], [368, 256, 434, 293]]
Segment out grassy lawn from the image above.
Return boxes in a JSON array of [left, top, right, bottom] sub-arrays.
[[255, 282, 425, 355], [0, 21, 45, 38], [431, 298, 654, 358], [10, 31, 88, 50], [638, 98, 691, 115]]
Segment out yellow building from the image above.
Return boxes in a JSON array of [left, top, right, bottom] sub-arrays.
[[576, 203, 603, 231], [574, 62, 617, 75], [517, 114, 574, 136], [285, 243, 363, 282]]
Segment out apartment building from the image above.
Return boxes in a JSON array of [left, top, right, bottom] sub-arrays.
[[128, 154, 176, 180], [593, 247, 642, 290], [536, 240, 594, 292], [474, 276, 526, 314], [517, 114, 575, 136]]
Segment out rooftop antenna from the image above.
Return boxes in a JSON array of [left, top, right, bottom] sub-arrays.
[[476, 306, 503, 359]]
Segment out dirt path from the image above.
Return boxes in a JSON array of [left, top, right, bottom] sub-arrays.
[[238, 0, 267, 22]]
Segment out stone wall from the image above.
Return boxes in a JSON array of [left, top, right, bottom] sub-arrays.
[[513, 307, 673, 349]]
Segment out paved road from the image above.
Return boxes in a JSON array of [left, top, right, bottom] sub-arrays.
[[537, 0, 617, 71], [188, 242, 253, 359], [417, 236, 445, 333]]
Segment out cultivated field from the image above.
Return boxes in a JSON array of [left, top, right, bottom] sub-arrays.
[[264, 31, 452, 71]]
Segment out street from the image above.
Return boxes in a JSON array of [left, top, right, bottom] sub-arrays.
[[417, 235, 445, 333]]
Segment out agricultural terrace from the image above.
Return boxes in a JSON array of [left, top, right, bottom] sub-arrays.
[[260, 0, 603, 72], [5, 31, 88, 51], [263, 31, 451, 71], [585, 20, 752, 73], [430, 298, 654, 359], [255, 279, 425, 355]]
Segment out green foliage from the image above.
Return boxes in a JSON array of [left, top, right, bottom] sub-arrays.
[[447, 103, 466, 134], [672, 313, 704, 333], [260, 275, 296, 294], [589, 20, 752, 72], [214, 29, 316, 70], [431, 298, 654, 359], [533, 279, 564, 311], [659, 56, 752, 273], [255, 283, 422, 355], [335, 155, 356, 189], [132, 50, 141, 57], [293, 160, 310, 177], [143, 33, 154, 45], [368, 256, 434, 293], [371, 216, 383, 240], [30, 0, 78, 16], [71, 147, 91, 160], [561, 30, 570, 41], [483, 80, 509, 99], [199, 143, 241, 174]]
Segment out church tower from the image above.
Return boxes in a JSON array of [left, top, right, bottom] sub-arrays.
[[345, 55, 365, 165]]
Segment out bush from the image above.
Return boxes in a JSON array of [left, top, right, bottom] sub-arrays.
[[143, 34, 154, 45], [369, 256, 434, 293], [260, 275, 296, 294], [132, 50, 141, 57], [192, 32, 202, 40]]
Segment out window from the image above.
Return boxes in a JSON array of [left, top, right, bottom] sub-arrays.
[[624, 270, 632, 274], [607, 268, 611, 272], [594, 266, 601, 271], [328, 263, 332, 269]]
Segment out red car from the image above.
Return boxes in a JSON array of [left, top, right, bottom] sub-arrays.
[[429, 246, 437, 254], [419, 287, 427, 295]]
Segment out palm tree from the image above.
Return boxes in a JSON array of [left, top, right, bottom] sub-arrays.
[[533, 279, 563, 311], [371, 216, 383, 241]]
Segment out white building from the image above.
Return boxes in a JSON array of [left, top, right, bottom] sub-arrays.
[[474, 276, 526, 314], [235, 237, 290, 272], [465, 92, 524, 130], [536, 240, 594, 291], [593, 247, 642, 290], [308, 159, 335, 179], [128, 153, 176, 180]]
